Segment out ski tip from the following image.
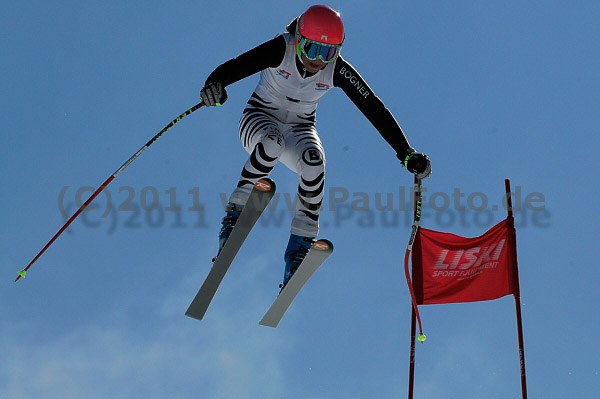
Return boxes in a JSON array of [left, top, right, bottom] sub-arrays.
[[254, 178, 276, 193], [312, 239, 333, 251]]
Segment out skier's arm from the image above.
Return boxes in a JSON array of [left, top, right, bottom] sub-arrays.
[[333, 57, 431, 178], [333, 57, 412, 159], [200, 35, 286, 106], [204, 35, 286, 88]]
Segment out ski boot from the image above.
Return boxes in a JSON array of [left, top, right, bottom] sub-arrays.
[[280, 234, 315, 291], [214, 203, 242, 261]]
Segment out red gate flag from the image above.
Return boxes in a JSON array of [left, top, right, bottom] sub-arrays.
[[411, 217, 517, 305], [406, 180, 527, 399]]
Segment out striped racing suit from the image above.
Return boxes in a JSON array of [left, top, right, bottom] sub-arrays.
[[205, 21, 414, 237]]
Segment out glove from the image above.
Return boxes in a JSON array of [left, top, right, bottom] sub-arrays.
[[200, 82, 228, 106], [400, 149, 432, 179]]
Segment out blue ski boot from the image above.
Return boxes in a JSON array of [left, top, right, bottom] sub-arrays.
[[214, 203, 242, 260], [281, 234, 315, 290]]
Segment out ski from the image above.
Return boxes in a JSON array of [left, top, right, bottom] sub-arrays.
[[259, 239, 333, 328], [185, 178, 275, 320]]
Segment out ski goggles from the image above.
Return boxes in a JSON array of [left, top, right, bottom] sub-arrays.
[[296, 36, 342, 63]]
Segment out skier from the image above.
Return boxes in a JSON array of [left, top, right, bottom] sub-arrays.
[[200, 5, 431, 288]]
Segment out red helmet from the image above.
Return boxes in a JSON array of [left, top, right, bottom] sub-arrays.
[[296, 5, 344, 63], [298, 5, 345, 45]]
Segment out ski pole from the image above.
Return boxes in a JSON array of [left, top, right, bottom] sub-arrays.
[[404, 177, 426, 342], [15, 102, 204, 282]]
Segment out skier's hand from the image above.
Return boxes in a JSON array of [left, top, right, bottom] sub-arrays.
[[200, 82, 228, 106], [401, 150, 431, 179]]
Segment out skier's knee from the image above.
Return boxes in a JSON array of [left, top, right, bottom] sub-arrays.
[[259, 128, 285, 159], [299, 146, 326, 179]]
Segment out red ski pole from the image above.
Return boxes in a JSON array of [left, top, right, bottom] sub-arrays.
[[15, 102, 204, 282]]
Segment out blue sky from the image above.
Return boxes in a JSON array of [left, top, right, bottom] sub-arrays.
[[2, 1, 598, 398]]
